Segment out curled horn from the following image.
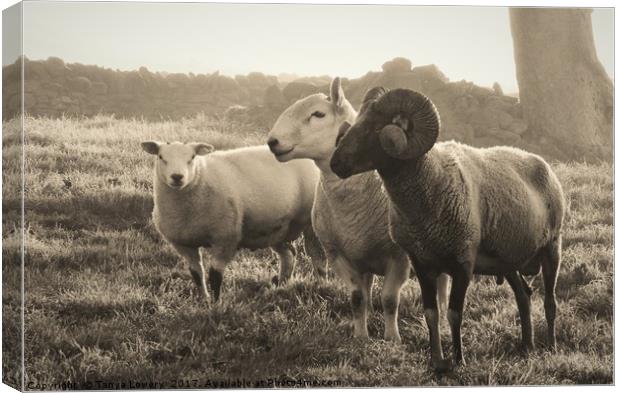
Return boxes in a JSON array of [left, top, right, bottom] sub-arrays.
[[374, 89, 440, 159], [359, 86, 388, 114]]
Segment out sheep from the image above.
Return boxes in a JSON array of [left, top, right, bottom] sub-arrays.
[[330, 88, 564, 370], [141, 141, 325, 302], [267, 78, 450, 343]]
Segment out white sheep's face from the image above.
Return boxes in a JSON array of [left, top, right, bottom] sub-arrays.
[[267, 78, 356, 165], [141, 141, 213, 189]]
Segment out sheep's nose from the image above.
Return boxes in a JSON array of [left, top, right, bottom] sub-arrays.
[[267, 137, 279, 151], [171, 174, 184, 183]]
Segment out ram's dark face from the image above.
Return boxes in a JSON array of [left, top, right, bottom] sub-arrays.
[[331, 88, 441, 179], [330, 104, 390, 178]]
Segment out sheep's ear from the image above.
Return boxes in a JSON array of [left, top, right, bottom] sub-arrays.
[[192, 143, 214, 156], [378, 125, 409, 158], [141, 141, 161, 155], [330, 77, 344, 108]]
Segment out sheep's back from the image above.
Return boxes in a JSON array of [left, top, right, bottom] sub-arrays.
[[205, 146, 319, 245], [441, 143, 564, 263]]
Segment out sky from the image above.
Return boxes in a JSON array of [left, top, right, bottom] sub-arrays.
[[4, 2, 615, 93]]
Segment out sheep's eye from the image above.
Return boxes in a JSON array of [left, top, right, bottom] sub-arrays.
[[158, 155, 163, 160], [311, 111, 325, 119]]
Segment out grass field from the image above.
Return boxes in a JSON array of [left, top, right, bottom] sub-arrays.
[[2, 115, 613, 388]]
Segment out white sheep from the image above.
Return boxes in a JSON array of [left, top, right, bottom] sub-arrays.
[[267, 78, 449, 343], [141, 141, 324, 301], [331, 88, 565, 370]]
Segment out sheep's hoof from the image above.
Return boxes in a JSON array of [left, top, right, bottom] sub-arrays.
[[171, 271, 191, 280], [191, 288, 208, 301], [352, 328, 370, 340], [545, 338, 557, 352], [271, 275, 280, 286], [454, 356, 466, 368], [314, 268, 329, 280], [431, 358, 452, 373], [195, 285, 208, 298], [518, 342, 534, 355], [384, 334, 402, 344]]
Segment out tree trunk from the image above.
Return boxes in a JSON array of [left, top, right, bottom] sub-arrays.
[[510, 8, 613, 161]]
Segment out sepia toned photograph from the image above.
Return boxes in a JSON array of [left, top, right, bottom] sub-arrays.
[[2, 0, 614, 389]]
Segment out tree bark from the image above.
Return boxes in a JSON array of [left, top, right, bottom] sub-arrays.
[[510, 8, 613, 161]]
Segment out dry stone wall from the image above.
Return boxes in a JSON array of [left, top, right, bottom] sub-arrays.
[[2, 56, 590, 161], [3, 57, 276, 120]]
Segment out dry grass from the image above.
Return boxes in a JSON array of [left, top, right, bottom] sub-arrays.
[[2, 115, 613, 389]]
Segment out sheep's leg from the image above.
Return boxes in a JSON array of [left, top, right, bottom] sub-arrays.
[[363, 273, 374, 314], [505, 271, 534, 351], [542, 236, 562, 350], [302, 226, 328, 279], [437, 273, 451, 322], [381, 259, 409, 343], [207, 246, 236, 302], [272, 242, 296, 285], [172, 244, 208, 299], [351, 277, 370, 339], [447, 262, 473, 367], [413, 260, 449, 371], [331, 255, 369, 339]]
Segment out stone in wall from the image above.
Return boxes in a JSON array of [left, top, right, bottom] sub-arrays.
[[381, 57, 413, 74], [282, 82, 321, 103], [263, 85, 287, 110], [68, 76, 92, 93]]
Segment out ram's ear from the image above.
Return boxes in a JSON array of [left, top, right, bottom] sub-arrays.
[[335, 121, 351, 147], [192, 143, 214, 156], [378, 125, 409, 158], [330, 77, 344, 108], [141, 141, 161, 155]]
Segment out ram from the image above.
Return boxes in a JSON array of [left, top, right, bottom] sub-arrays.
[[142, 141, 324, 302], [331, 88, 564, 370], [267, 78, 449, 343]]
